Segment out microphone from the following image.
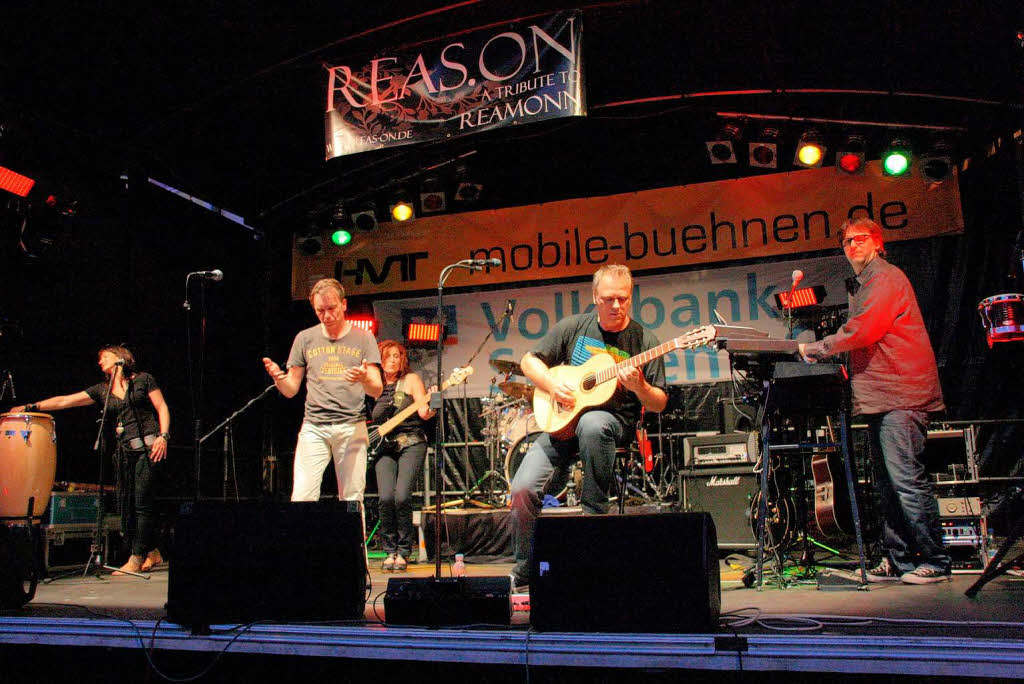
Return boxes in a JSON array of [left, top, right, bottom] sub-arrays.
[[190, 269, 224, 281], [465, 258, 501, 267], [113, 360, 126, 366], [785, 270, 804, 309]]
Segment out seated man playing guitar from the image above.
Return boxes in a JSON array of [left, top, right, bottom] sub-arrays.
[[508, 264, 668, 590]]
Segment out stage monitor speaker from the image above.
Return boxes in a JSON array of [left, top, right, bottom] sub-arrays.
[[384, 576, 510, 627], [682, 465, 758, 549], [165, 499, 366, 631], [529, 512, 720, 632]]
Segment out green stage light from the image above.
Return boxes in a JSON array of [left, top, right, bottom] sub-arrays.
[[331, 229, 352, 246], [882, 139, 912, 176]]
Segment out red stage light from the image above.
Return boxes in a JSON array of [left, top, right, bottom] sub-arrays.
[[775, 286, 826, 310], [0, 166, 36, 197], [347, 317, 378, 336], [406, 323, 442, 342], [837, 152, 864, 174]]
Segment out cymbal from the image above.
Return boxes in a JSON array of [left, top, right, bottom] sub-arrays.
[[490, 359, 523, 376], [498, 381, 534, 401]]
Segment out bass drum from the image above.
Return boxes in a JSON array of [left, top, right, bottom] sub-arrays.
[[504, 432, 583, 506]]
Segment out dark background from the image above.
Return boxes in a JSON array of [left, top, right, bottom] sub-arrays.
[[0, 2, 1021, 498]]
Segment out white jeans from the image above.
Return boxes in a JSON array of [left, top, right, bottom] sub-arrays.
[[292, 420, 368, 503]]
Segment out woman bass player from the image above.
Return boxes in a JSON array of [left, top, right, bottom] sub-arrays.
[[13, 345, 170, 575], [369, 340, 435, 573]]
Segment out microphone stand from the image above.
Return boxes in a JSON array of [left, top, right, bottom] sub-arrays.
[[432, 260, 481, 579], [184, 273, 209, 500], [198, 384, 278, 500]]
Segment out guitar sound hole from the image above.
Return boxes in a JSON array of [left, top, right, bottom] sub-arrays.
[[581, 374, 595, 392]]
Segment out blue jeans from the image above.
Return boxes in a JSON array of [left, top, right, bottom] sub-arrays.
[[868, 410, 950, 573], [508, 410, 628, 583]]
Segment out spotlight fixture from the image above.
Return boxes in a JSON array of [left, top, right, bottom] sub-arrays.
[[793, 129, 826, 168], [454, 163, 482, 203], [389, 188, 415, 222], [705, 123, 742, 164], [419, 176, 446, 214], [296, 223, 323, 256], [351, 202, 378, 232], [748, 127, 781, 169], [835, 134, 866, 175], [919, 139, 954, 182], [882, 138, 913, 176], [328, 201, 352, 245]]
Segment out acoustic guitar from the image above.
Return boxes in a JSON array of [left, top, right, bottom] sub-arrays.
[[532, 327, 714, 439], [810, 417, 854, 538]]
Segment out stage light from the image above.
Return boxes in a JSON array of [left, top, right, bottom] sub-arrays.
[[389, 188, 415, 222], [331, 229, 352, 246], [419, 176, 446, 214], [351, 202, 378, 232], [0, 166, 35, 197], [882, 138, 913, 176], [406, 322, 443, 344], [793, 130, 826, 168], [296, 224, 323, 256], [748, 127, 781, 169], [919, 139, 953, 182], [347, 316, 378, 336], [835, 134, 866, 175], [705, 123, 742, 164], [774, 286, 827, 310], [454, 163, 482, 203]]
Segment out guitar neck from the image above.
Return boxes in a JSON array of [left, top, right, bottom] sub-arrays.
[[591, 338, 678, 386]]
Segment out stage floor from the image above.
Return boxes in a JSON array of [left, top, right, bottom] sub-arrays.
[[3, 553, 1024, 681]]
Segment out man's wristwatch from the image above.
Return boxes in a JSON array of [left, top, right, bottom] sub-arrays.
[[158, 432, 171, 441]]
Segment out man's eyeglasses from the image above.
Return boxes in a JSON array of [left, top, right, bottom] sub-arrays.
[[841, 234, 872, 248]]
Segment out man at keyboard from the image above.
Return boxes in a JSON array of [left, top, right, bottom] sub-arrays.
[[799, 218, 949, 585]]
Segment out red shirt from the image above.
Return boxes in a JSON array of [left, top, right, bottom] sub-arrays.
[[802, 257, 944, 416]]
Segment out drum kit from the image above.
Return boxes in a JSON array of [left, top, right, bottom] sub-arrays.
[[478, 358, 584, 506]]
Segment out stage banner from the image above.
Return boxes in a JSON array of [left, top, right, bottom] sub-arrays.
[[292, 162, 963, 299], [371, 255, 849, 396], [325, 10, 585, 158]]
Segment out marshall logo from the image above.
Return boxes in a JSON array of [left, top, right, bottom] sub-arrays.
[[706, 475, 741, 487], [334, 251, 428, 286]]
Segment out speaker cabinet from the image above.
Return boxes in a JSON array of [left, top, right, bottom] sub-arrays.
[[529, 512, 720, 632], [683, 465, 758, 549], [166, 500, 366, 630]]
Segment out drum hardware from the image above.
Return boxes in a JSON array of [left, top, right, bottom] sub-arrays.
[[977, 293, 1024, 347], [489, 359, 524, 376], [497, 381, 534, 401]]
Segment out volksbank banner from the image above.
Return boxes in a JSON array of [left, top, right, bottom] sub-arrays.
[[371, 255, 849, 396], [325, 10, 585, 158], [292, 162, 963, 298]]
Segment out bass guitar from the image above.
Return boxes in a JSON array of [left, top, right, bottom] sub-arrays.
[[532, 327, 715, 439], [367, 366, 473, 452]]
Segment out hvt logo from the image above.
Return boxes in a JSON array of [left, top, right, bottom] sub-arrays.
[[706, 475, 741, 487], [334, 252, 428, 286]]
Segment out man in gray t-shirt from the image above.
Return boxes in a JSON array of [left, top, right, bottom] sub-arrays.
[[263, 279, 382, 503]]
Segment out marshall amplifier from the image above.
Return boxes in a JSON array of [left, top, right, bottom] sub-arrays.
[[683, 432, 759, 468], [682, 465, 758, 548]]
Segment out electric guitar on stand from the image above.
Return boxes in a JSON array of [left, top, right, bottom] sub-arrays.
[[532, 327, 715, 439], [368, 366, 473, 453]]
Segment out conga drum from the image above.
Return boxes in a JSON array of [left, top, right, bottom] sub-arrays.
[[0, 412, 58, 522], [978, 293, 1024, 348]]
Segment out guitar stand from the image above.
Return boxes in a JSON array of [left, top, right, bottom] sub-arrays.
[[965, 508, 1024, 598]]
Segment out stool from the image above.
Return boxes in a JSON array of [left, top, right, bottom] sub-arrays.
[[615, 446, 636, 514]]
